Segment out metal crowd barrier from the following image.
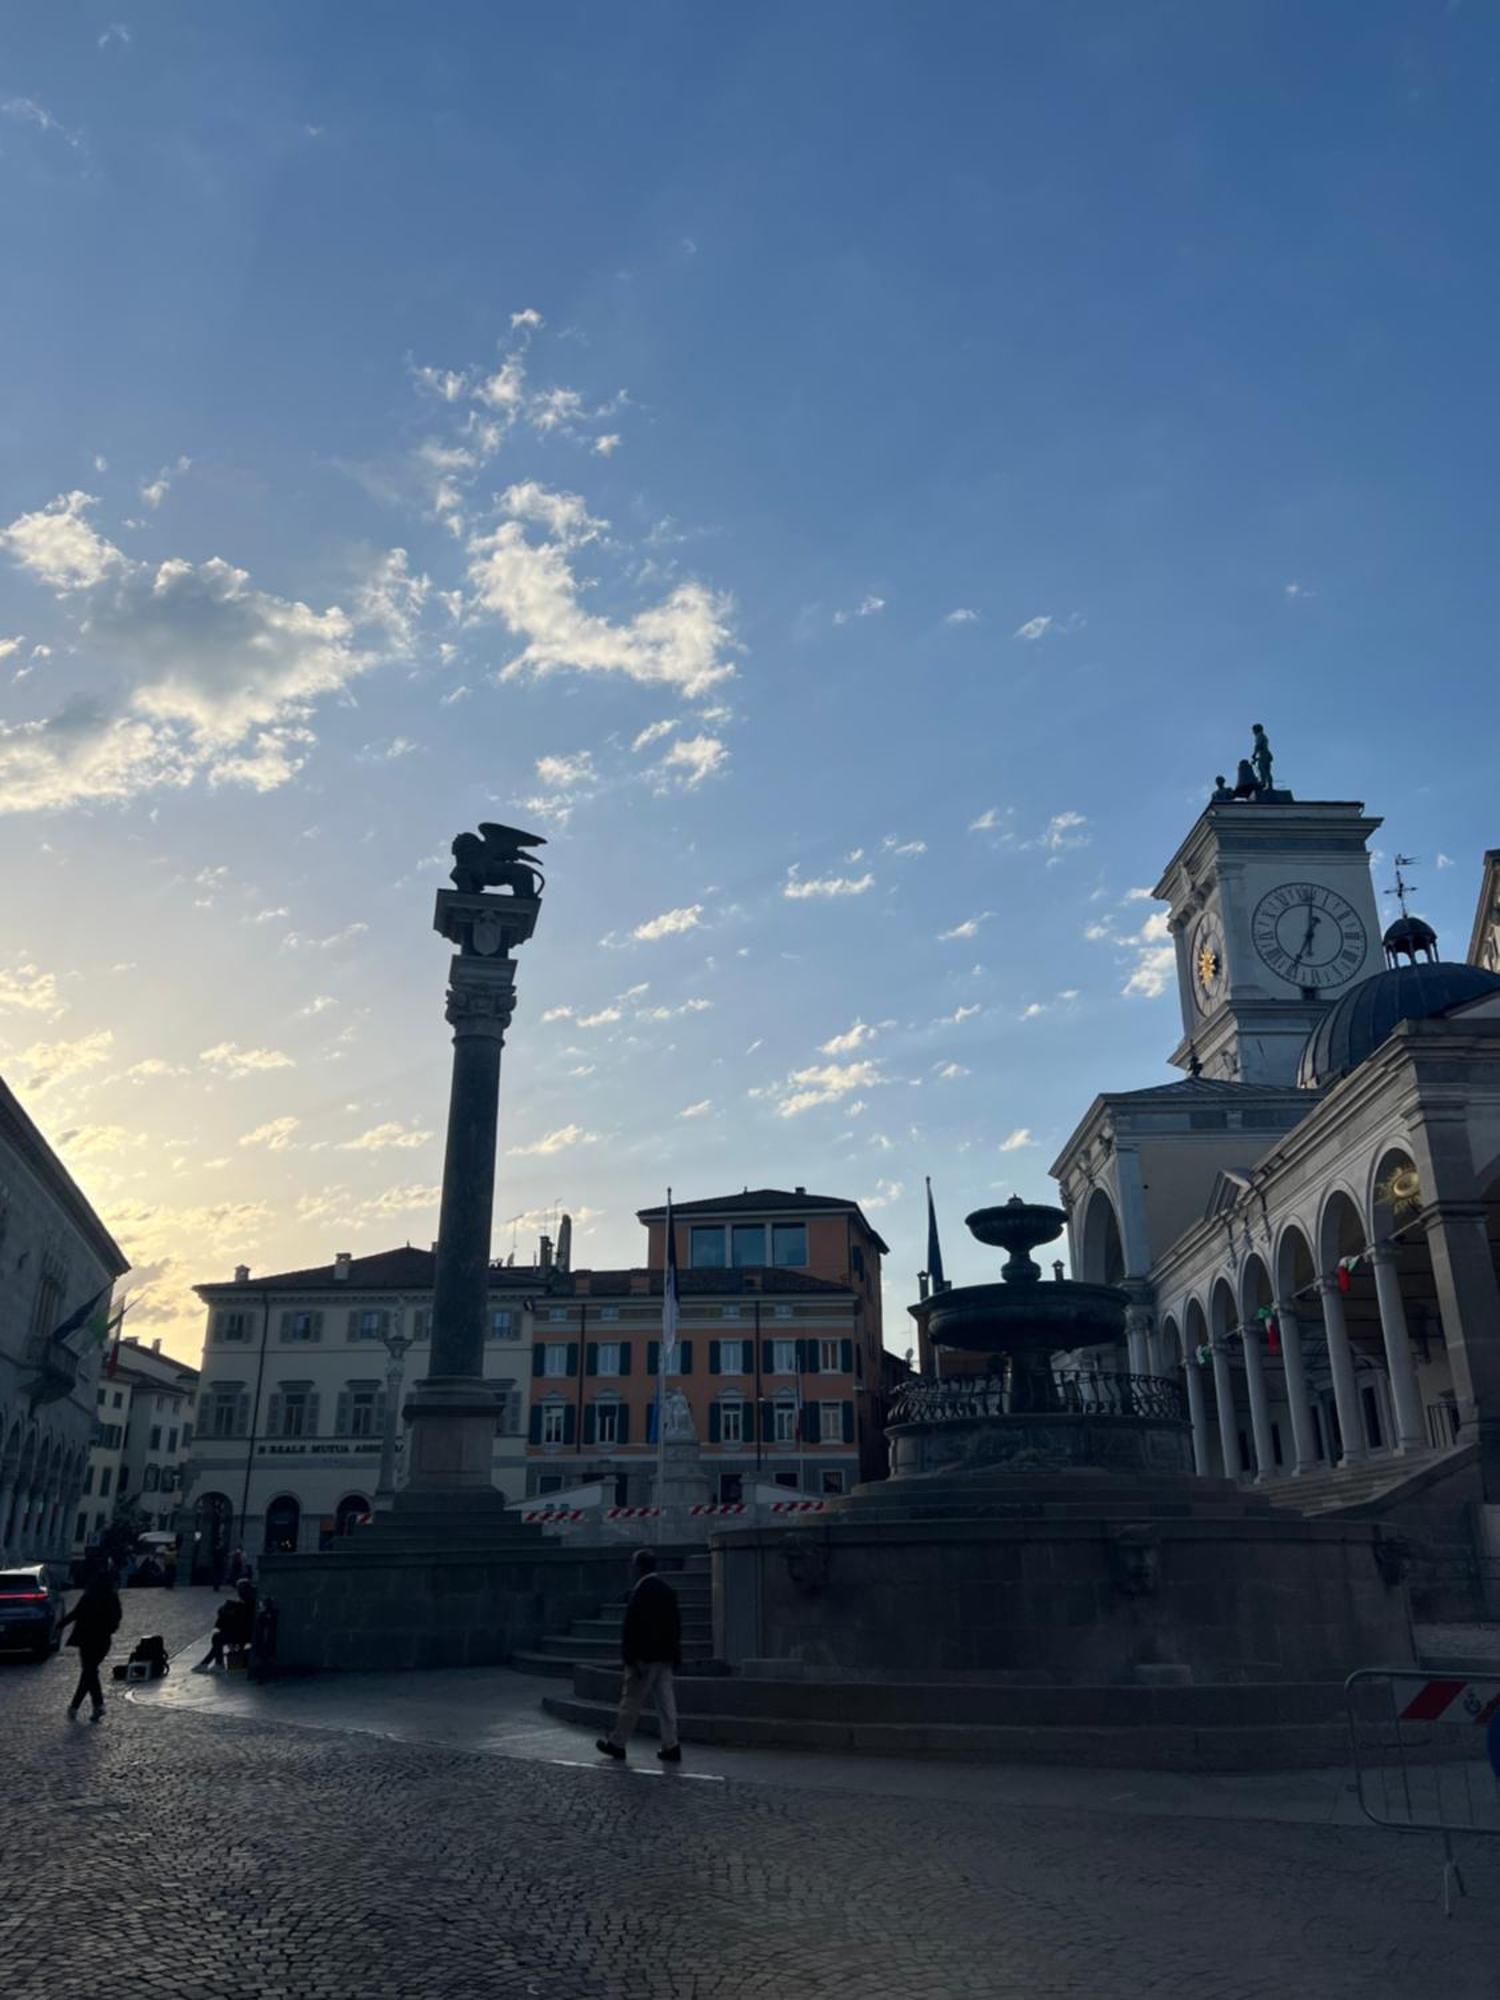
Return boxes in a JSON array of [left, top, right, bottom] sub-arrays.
[[1345, 1668, 1500, 1914]]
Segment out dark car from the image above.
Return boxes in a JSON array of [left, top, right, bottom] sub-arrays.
[[0, 1565, 67, 1661]]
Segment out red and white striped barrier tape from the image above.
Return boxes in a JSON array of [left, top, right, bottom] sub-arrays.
[[689, 1502, 746, 1515], [522, 1507, 587, 1522], [605, 1505, 662, 1519], [769, 1500, 827, 1513], [1398, 1678, 1500, 1725]]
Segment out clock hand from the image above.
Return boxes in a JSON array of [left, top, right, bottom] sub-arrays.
[[1290, 906, 1319, 969]]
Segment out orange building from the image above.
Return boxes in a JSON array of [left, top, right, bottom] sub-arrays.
[[525, 1188, 889, 1503]]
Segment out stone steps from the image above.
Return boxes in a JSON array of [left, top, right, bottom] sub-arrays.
[[1258, 1451, 1443, 1516]]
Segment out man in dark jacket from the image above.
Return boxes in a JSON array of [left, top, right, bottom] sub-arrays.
[[597, 1548, 682, 1763], [59, 1563, 122, 1721]]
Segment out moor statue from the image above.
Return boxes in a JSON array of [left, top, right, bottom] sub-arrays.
[[1251, 723, 1274, 793], [450, 823, 547, 898]]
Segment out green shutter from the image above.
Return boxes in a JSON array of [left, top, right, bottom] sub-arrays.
[[742, 1401, 756, 1443], [841, 1339, 854, 1374], [563, 1405, 577, 1445], [266, 1392, 283, 1437], [709, 1404, 721, 1444], [583, 1404, 596, 1446], [566, 1343, 579, 1376], [347, 1309, 360, 1338], [336, 1391, 351, 1436], [617, 1404, 630, 1445], [586, 1342, 599, 1377], [310, 1312, 324, 1342], [532, 1344, 545, 1378], [528, 1407, 542, 1444], [647, 1340, 660, 1376], [279, 1312, 295, 1339], [842, 1400, 855, 1444], [709, 1340, 721, 1375], [678, 1338, 693, 1375], [619, 1341, 632, 1376], [305, 1392, 320, 1436], [804, 1402, 821, 1445]]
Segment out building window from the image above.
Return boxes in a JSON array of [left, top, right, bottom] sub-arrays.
[[75, 1512, 88, 1545], [208, 1387, 246, 1439], [721, 1305, 742, 1320], [690, 1226, 726, 1269], [352, 1309, 386, 1340], [771, 1339, 798, 1375], [818, 1339, 841, 1374], [281, 1310, 322, 1343], [599, 1306, 620, 1322], [490, 1309, 513, 1338], [772, 1223, 808, 1267], [851, 1245, 865, 1280], [99, 1467, 112, 1498], [537, 1473, 565, 1495], [596, 1404, 620, 1446], [773, 1305, 793, 1320], [716, 1339, 747, 1374], [413, 1308, 432, 1340], [773, 1400, 798, 1445], [547, 1308, 568, 1325], [82, 1465, 94, 1495], [820, 1401, 843, 1441], [821, 1469, 846, 1496], [544, 1343, 569, 1378], [718, 1472, 743, 1503], [348, 1386, 381, 1438], [596, 1341, 621, 1376], [167, 1428, 178, 1453], [280, 1389, 312, 1438], [112, 1391, 124, 1409], [150, 1426, 162, 1452], [541, 1405, 566, 1446], [215, 1311, 249, 1341], [720, 1401, 744, 1445], [731, 1223, 765, 1268]]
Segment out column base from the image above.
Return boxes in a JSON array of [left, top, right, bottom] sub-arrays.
[[402, 1376, 502, 1493]]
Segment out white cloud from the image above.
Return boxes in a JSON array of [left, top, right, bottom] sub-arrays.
[[1021, 1002, 1047, 1020], [1, 97, 82, 149], [119, 1057, 183, 1083], [860, 1178, 905, 1210], [14, 1028, 113, 1088], [540, 1005, 574, 1023], [944, 608, 980, 625], [140, 455, 191, 510], [657, 734, 727, 788], [298, 995, 336, 1017], [577, 1005, 623, 1028], [338, 1121, 432, 1152], [637, 999, 712, 1021], [592, 434, 622, 457], [535, 749, 597, 788], [939, 914, 989, 941], [0, 492, 382, 814], [356, 547, 430, 652], [1436, 853, 1453, 869], [239, 1117, 301, 1151], [631, 718, 677, 752], [773, 1059, 883, 1118], [509, 1123, 598, 1156], [678, 1098, 713, 1119], [821, 1019, 877, 1055], [942, 1003, 982, 1025], [98, 23, 131, 48], [632, 904, 703, 942], [883, 836, 927, 857], [1123, 886, 1155, 902], [1000, 1127, 1036, 1152], [281, 923, 368, 951], [56, 1123, 142, 1160], [361, 736, 417, 762], [933, 1061, 969, 1080], [198, 1041, 294, 1077], [0, 960, 67, 1017], [1040, 810, 1089, 855], [832, 595, 886, 626], [969, 807, 1001, 832], [0, 636, 23, 663], [1014, 615, 1053, 641], [510, 307, 545, 331], [248, 906, 290, 925], [468, 484, 734, 698], [783, 870, 875, 900], [1284, 581, 1314, 600]]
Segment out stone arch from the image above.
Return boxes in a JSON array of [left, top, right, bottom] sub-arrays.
[[1158, 1311, 1182, 1378], [1317, 1185, 1367, 1275], [1182, 1296, 1208, 1362], [1274, 1221, 1318, 1307], [263, 1492, 301, 1555], [334, 1493, 370, 1537], [1238, 1252, 1273, 1329], [1079, 1187, 1125, 1288]]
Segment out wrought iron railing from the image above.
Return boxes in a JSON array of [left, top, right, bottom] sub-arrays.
[[889, 1368, 1187, 1426]]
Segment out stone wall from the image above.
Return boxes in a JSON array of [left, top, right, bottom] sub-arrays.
[[714, 1513, 1414, 1686], [259, 1540, 629, 1673]]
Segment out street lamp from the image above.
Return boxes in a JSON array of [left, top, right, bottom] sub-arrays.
[[374, 1298, 413, 1510]]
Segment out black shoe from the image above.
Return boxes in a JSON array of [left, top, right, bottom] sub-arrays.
[[596, 1738, 625, 1760], [90, 1705, 104, 1723], [657, 1745, 682, 1763]]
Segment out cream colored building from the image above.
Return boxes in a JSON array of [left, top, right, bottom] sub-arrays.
[[74, 1338, 199, 1555]]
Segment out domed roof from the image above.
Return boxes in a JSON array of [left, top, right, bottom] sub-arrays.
[[1382, 914, 1438, 952], [1298, 962, 1500, 1089]]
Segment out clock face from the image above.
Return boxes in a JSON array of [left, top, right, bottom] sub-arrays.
[[1190, 917, 1226, 1011], [1251, 883, 1368, 989]]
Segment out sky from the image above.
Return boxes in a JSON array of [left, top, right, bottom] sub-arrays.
[[2, 3, 1498, 1365]]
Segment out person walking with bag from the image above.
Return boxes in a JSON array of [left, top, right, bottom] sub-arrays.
[[597, 1549, 682, 1764], [59, 1562, 122, 1722]]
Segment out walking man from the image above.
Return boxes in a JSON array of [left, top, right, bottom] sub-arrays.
[[59, 1561, 122, 1722], [597, 1548, 682, 1764]]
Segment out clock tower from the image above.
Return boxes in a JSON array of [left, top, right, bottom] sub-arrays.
[[1154, 789, 1383, 1086]]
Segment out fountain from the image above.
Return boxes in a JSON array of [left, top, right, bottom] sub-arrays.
[[888, 1197, 1193, 1482]]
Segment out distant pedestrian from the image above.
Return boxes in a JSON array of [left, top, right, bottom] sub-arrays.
[[597, 1549, 682, 1764], [59, 1562, 122, 1722], [197, 1579, 256, 1670], [227, 1546, 248, 1588]]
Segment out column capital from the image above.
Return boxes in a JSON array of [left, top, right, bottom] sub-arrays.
[[445, 955, 518, 1040], [1315, 1273, 1344, 1298], [1368, 1240, 1400, 1269], [1421, 1199, 1490, 1228]]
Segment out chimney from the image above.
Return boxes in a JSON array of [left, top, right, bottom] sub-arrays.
[[539, 1235, 553, 1275], [151, 1338, 161, 1353], [234, 1265, 250, 1285], [795, 1185, 805, 1195], [556, 1213, 572, 1274], [334, 1252, 352, 1281]]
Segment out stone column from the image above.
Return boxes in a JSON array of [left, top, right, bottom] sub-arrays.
[[1210, 1343, 1243, 1479], [1315, 1276, 1366, 1466], [1422, 1202, 1500, 1497], [402, 868, 542, 1500], [1273, 1300, 1318, 1474], [1124, 1307, 1151, 1382], [1240, 1324, 1276, 1479], [1369, 1242, 1425, 1455], [375, 1310, 412, 1509], [1182, 1354, 1212, 1476]]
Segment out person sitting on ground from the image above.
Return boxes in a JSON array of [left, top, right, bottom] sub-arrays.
[[597, 1548, 683, 1765], [197, 1578, 257, 1670]]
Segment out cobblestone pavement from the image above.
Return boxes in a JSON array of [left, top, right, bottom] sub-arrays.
[[3, 1588, 1497, 2000]]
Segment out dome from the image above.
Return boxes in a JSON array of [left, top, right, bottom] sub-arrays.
[[1298, 962, 1500, 1089], [1382, 914, 1438, 954]]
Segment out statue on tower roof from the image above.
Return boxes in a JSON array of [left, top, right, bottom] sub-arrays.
[[1250, 723, 1274, 795]]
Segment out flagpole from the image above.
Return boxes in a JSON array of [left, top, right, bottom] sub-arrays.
[[656, 1187, 673, 1545]]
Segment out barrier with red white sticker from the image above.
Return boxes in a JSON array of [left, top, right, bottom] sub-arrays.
[[522, 1508, 586, 1522], [689, 1502, 746, 1516], [1345, 1667, 1500, 1914], [605, 1506, 662, 1520], [769, 1500, 827, 1513]]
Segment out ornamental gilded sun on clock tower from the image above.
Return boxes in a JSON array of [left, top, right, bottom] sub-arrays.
[[1152, 735, 1383, 1086]]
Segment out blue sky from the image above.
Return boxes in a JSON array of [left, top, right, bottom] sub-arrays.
[[2, 3, 1497, 1359]]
